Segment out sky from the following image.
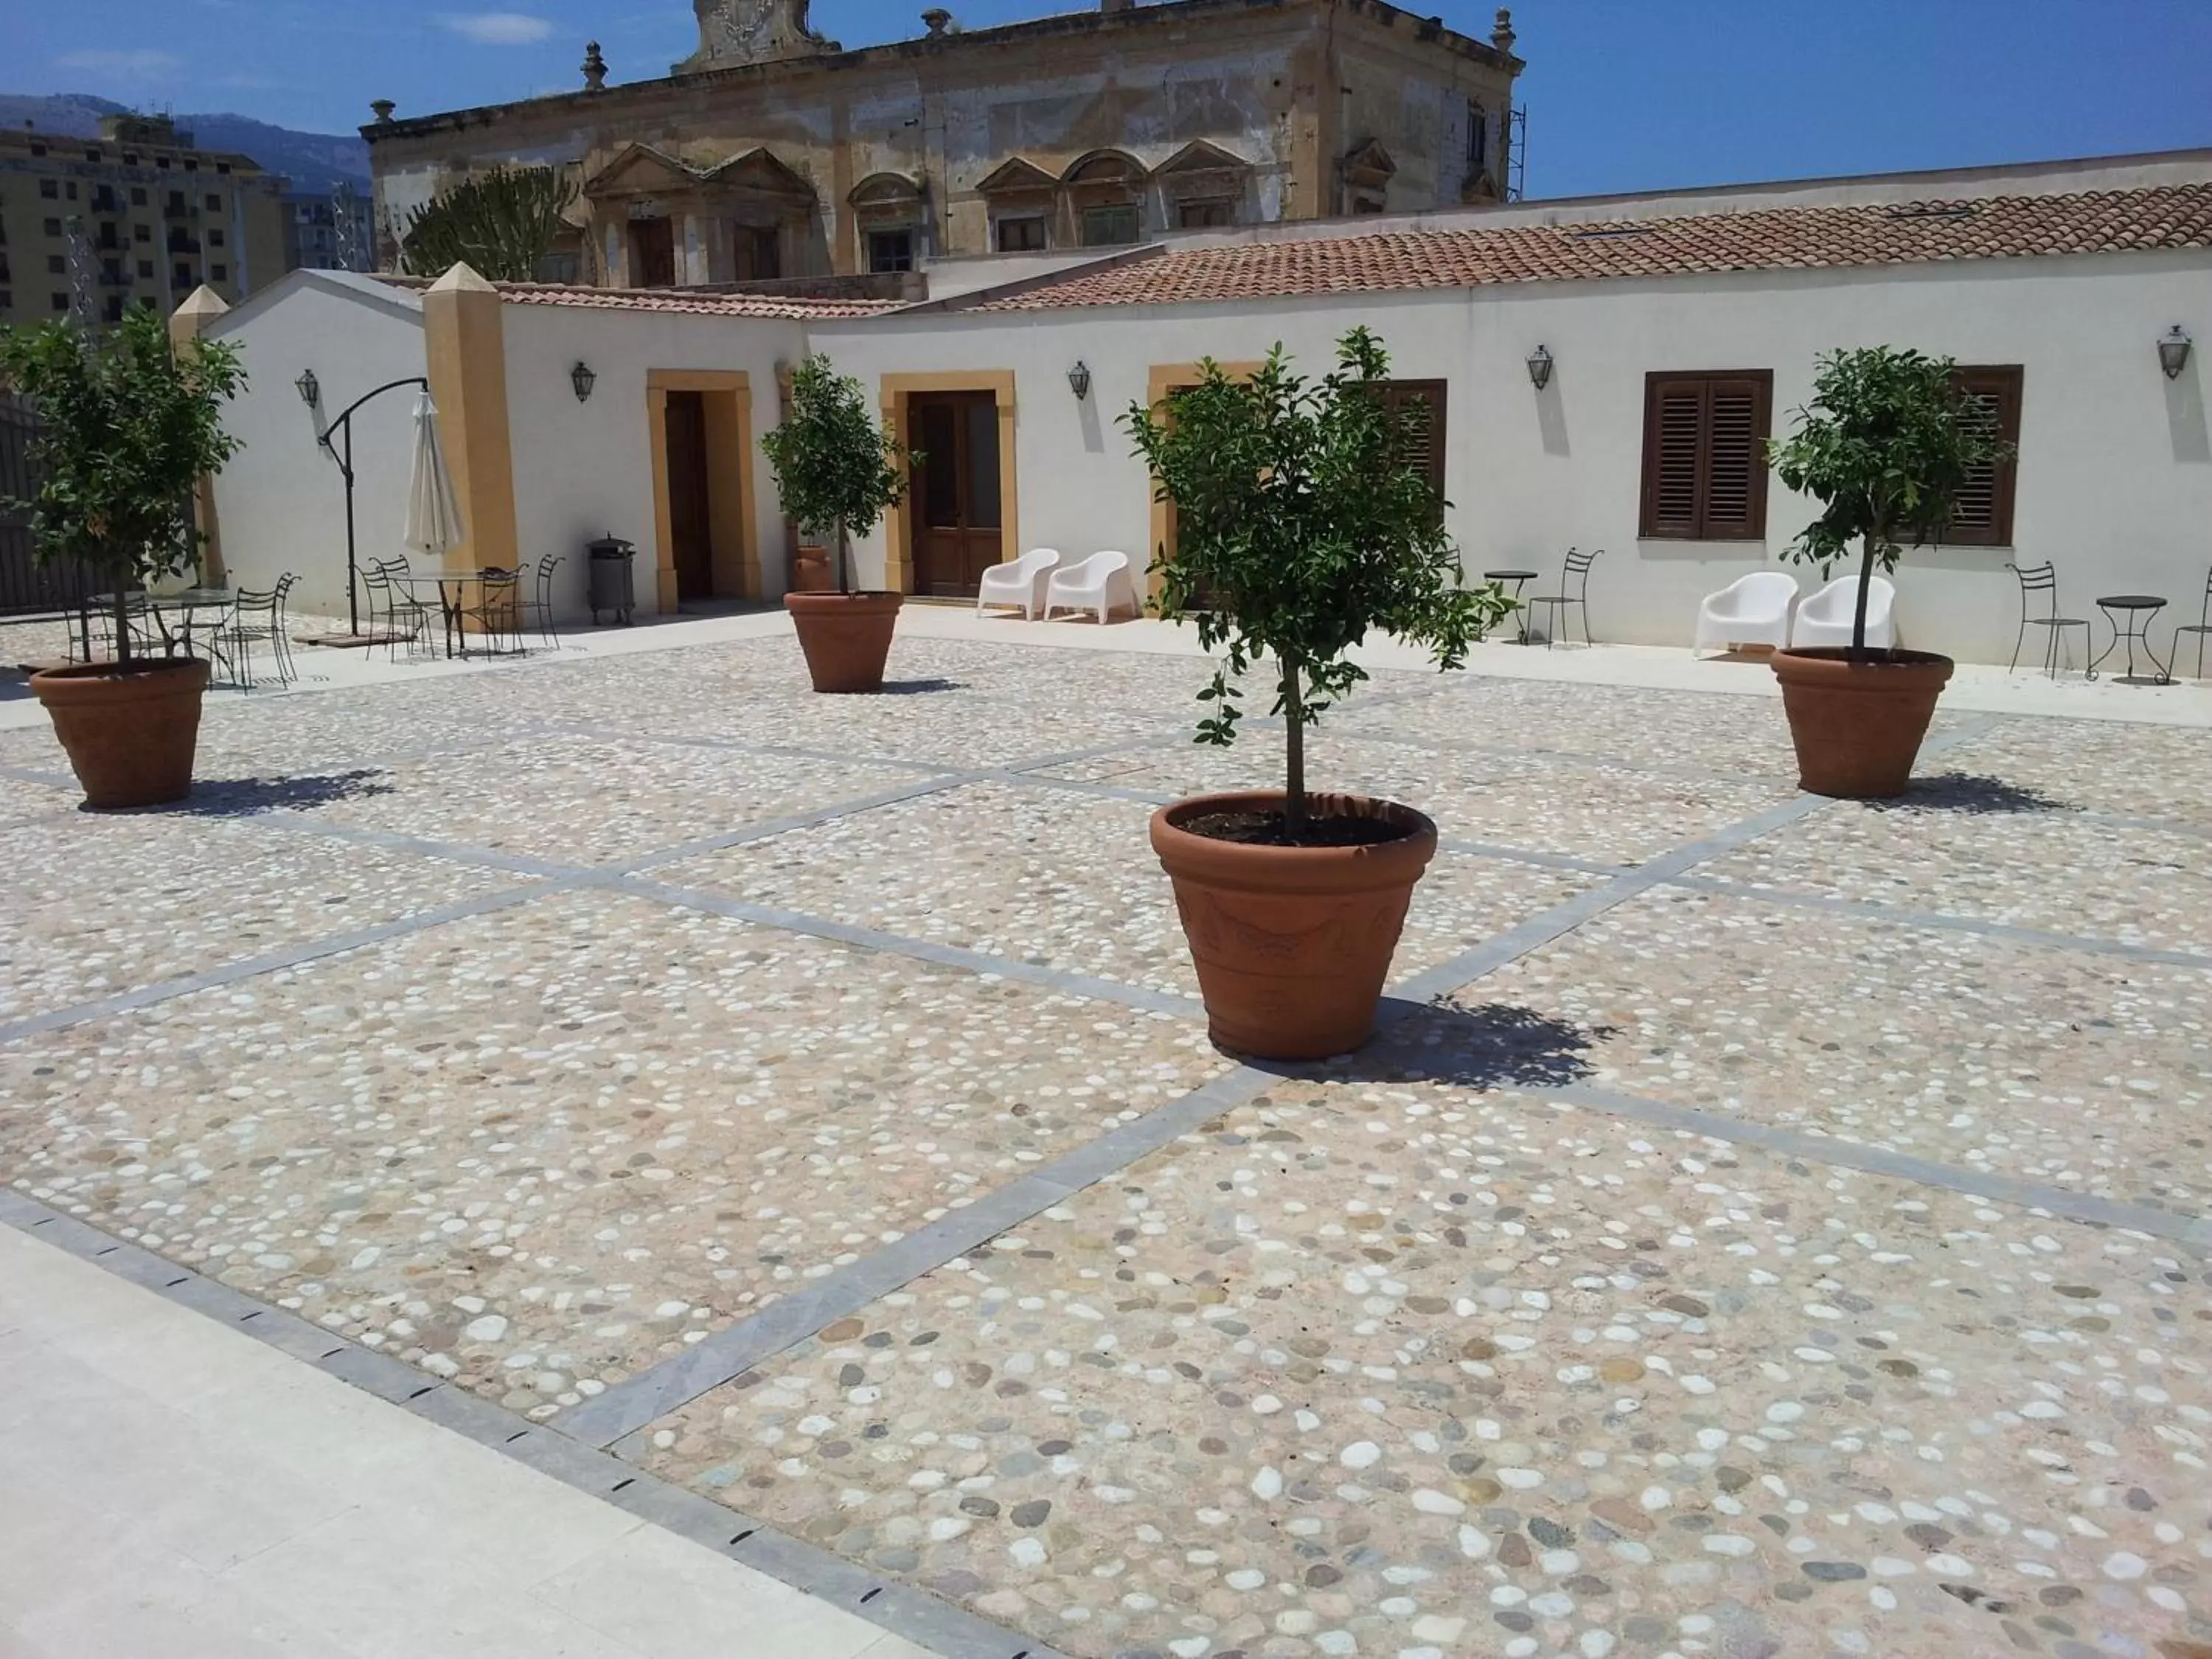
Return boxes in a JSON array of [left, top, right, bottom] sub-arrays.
[[4, 0, 2210, 198]]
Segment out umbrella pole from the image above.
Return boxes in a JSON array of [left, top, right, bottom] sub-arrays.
[[343, 420, 361, 637], [313, 376, 429, 642]]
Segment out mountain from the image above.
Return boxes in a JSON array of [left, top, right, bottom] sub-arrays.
[[0, 92, 370, 192]]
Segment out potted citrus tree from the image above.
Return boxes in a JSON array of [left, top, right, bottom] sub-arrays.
[[1124, 327, 1513, 1060], [2, 305, 246, 808], [1767, 347, 2011, 798], [760, 354, 909, 692]]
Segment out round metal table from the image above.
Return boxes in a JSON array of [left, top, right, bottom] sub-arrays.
[[1483, 568, 1539, 644], [2087, 594, 2173, 684]]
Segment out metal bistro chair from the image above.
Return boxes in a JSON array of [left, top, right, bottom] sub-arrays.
[[68, 594, 150, 663], [462, 566, 525, 656], [516, 553, 562, 650], [1526, 546, 1601, 650], [226, 573, 298, 689], [2006, 561, 2091, 680], [2169, 566, 2212, 683], [366, 559, 433, 660]]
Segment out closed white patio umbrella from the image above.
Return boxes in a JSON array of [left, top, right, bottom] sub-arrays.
[[405, 388, 465, 558]]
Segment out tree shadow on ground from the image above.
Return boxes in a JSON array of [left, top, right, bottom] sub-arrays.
[[102, 769, 395, 817], [1876, 771, 2074, 815], [1248, 1000, 1615, 1089], [875, 678, 966, 695]]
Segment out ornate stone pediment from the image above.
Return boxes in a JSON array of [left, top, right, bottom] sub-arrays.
[[583, 142, 818, 207], [975, 156, 1058, 197], [679, 0, 836, 72], [1155, 139, 1248, 178], [1341, 138, 1397, 188]]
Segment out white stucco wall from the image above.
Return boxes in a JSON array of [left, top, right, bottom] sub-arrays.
[[500, 303, 807, 620], [815, 249, 2212, 664], [206, 273, 428, 624]]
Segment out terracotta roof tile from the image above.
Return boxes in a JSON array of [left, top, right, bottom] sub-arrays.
[[372, 274, 903, 319], [974, 182, 2212, 311]]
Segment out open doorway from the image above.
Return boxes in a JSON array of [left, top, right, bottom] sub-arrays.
[[878, 372, 1016, 598], [630, 217, 676, 287], [647, 371, 757, 613], [908, 390, 1003, 598]]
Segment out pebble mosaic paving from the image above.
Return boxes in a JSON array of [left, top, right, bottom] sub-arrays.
[[3, 627, 2208, 1659]]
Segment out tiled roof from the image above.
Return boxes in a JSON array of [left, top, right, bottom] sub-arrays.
[[975, 182, 2212, 311], [372, 274, 903, 318]]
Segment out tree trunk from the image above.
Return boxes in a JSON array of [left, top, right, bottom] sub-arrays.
[[1281, 656, 1307, 833], [111, 559, 133, 666], [835, 515, 850, 597], [1851, 536, 1877, 660]]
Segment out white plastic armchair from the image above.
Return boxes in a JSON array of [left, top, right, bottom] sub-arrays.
[[1693, 571, 1799, 658], [1791, 574, 1895, 650], [975, 547, 1060, 619], [1042, 550, 1135, 624]]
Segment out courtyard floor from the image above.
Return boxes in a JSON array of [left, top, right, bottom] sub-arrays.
[[1, 621, 2208, 1659]]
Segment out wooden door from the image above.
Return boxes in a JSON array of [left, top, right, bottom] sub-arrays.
[[631, 218, 676, 287], [664, 391, 712, 601], [908, 392, 1003, 597]]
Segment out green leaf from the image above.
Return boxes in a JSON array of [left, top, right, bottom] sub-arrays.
[[1120, 327, 1515, 800]]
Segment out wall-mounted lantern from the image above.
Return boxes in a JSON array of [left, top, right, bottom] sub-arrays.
[[1525, 344, 1554, 391], [571, 360, 597, 402], [2158, 324, 2193, 380], [293, 367, 320, 408], [1067, 360, 1092, 401]]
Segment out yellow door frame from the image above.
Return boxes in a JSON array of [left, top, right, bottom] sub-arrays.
[[1143, 361, 1265, 606], [880, 370, 1018, 595], [646, 368, 757, 612]]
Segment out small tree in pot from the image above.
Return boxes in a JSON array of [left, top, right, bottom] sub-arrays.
[[1124, 327, 1514, 1060], [760, 354, 911, 692], [1767, 346, 2010, 799], [1, 307, 246, 807]]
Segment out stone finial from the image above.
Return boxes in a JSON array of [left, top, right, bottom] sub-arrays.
[[582, 41, 608, 90], [921, 7, 950, 33], [369, 99, 397, 123], [427, 261, 498, 294], [1490, 7, 1514, 53]]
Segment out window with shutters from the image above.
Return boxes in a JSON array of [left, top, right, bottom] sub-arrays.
[[1377, 379, 1447, 524], [1638, 371, 1773, 540], [1941, 365, 2022, 547]]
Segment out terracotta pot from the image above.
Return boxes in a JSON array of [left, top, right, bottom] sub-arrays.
[[1150, 789, 1437, 1060], [791, 545, 835, 594], [1771, 646, 1954, 799], [785, 591, 903, 693], [31, 656, 211, 809]]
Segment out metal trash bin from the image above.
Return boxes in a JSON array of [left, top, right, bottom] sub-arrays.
[[586, 534, 636, 626]]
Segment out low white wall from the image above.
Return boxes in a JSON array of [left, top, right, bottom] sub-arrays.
[[501, 305, 806, 622], [813, 250, 2212, 664], [206, 276, 427, 624]]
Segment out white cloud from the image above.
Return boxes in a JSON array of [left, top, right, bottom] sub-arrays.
[[55, 49, 184, 79], [438, 12, 554, 44]]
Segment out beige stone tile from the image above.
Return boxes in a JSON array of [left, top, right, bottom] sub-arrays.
[[0, 888, 1227, 1416], [636, 1088, 2212, 1659], [1460, 886, 2212, 1214]]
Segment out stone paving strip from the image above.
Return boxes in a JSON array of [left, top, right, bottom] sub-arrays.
[[0, 1187, 1075, 1659]]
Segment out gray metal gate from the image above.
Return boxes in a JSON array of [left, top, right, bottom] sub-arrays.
[[0, 392, 98, 616]]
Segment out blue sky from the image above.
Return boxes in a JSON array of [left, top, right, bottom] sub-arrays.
[[5, 0, 2210, 198]]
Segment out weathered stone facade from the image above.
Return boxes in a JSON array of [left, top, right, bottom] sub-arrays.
[[364, 0, 1522, 282]]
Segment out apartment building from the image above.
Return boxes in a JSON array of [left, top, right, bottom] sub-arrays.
[[0, 113, 286, 328]]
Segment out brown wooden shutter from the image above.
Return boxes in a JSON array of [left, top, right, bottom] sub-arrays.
[[1641, 370, 1772, 540], [1378, 379, 1449, 520], [1945, 366, 2023, 547], [1700, 375, 1771, 539], [1642, 376, 1708, 538]]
